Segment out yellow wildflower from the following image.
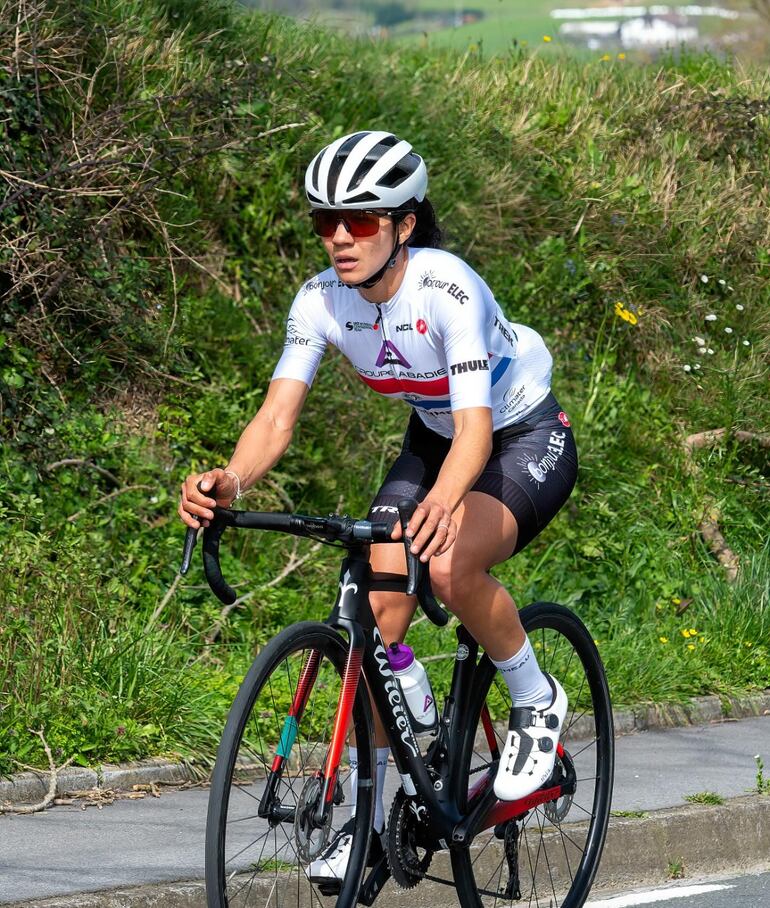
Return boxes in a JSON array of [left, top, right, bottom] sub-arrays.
[[659, 636, 669, 644], [687, 644, 696, 651], [543, 35, 552, 42], [681, 629, 691, 638], [601, 54, 611, 61], [618, 53, 626, 60], [672, 597, 681, 605], [614, 301, 639, 325], [689, 628, 697, 635]]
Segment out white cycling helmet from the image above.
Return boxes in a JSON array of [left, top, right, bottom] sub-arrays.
[[305, 130, 428, 210]]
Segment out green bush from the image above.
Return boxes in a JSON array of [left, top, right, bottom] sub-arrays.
[[1, 0, 768, 771]]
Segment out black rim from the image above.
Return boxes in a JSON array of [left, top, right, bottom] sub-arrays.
[[205, 623, 374, 908], [452, 602, 614, 908]]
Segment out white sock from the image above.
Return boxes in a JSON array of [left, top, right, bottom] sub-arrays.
[[348, 745, 359, 817], [374, 747, 390, 834], [491, 638, 551, 707], [348, 745, 389, 834]]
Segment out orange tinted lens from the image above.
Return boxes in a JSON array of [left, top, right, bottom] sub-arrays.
[[344, 211, 381, 237], [311, 210, 381, 238]]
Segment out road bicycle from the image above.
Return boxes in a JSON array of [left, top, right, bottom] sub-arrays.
[[181, 498, 614, 907]]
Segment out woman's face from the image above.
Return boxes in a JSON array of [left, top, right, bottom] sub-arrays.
[[320, 212, 416, 285]]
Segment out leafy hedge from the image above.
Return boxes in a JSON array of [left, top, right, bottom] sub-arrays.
[[1, 0, 768, 772]]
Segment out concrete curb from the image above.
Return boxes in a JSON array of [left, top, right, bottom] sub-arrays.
[[5, 796, 770, 907], [2, 690, 769, 807]]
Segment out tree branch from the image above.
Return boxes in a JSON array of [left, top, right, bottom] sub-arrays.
[[1, 729, 74, 815]]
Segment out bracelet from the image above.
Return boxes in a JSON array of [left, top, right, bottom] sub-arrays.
[[224, 469, 242, 501]]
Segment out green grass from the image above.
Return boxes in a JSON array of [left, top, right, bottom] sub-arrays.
[[684, 791, 724, 805], [1, 0, 769, 774]]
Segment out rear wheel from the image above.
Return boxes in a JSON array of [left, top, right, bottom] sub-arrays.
[[205, 621, 375, 907], [452, 602, 614, 908]]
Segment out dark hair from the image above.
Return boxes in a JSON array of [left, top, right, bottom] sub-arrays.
[[402, 197, 442, 249]]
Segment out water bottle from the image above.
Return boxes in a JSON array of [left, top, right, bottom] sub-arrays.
[[387, 642, 438, 734]]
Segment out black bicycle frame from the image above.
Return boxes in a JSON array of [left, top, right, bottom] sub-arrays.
[[328, 546, 485, 846]]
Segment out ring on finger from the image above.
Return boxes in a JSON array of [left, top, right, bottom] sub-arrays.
[[437, 523, 450, 531]]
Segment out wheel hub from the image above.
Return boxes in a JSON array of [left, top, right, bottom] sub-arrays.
[[294, 776, 333, 862]]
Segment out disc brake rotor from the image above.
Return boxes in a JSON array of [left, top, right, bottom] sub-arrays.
[[543, 755, 574, 824], [294, 777, 333, 862]]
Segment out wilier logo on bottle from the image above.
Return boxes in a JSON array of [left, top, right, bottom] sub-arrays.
[[372, 627, 419, 757], [518, 431, 567, 484]]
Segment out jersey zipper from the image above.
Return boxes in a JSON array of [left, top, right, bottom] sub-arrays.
[[375, 304, 394, 377]]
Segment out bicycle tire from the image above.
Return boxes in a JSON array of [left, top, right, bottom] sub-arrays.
[[205, 621, 375, 908], [451, 602, 614, 908]]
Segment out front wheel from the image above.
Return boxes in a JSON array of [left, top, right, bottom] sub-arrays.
[[205, 621, 375, 908], [451, 602, 614, 908]]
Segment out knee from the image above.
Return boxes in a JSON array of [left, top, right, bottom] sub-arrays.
[[429, 555, 477, 610], [369, 591, 414, 638]]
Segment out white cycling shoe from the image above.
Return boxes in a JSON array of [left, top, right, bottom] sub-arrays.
[[308, 817, 385, 884], [494, 673, 568, 802]]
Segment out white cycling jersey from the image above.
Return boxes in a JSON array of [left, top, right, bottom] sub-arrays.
[[272, 247, 553, 438]]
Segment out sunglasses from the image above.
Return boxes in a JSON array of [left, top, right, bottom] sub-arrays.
[[310, 209, 404, 239]]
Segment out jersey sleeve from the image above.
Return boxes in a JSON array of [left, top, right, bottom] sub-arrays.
[[435, 269, 494, 412], [271, 289, 328, 387]]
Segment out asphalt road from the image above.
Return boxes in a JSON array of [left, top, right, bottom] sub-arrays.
[[0, 716, 768, 903], [585, 869, 770, 907]]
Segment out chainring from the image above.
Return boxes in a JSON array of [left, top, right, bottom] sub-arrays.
[[294, 776, 333, 862], [386, 787, 434, 889]]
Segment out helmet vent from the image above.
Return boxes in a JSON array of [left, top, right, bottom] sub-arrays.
[[311, 153, 322, 192], [344, 190, 379, 205], [378, 155, 420, 189]]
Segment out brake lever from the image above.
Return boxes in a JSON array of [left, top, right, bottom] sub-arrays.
[[179, 479, 219, 576], [180, 522, 199, 575], [397, 498, 421, 595], [397, 498, 450, 627]]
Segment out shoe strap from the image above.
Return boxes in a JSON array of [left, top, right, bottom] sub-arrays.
[[509, 706, 559, 731]]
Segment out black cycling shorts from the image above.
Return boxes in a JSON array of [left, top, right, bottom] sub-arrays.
[[367, 393, 578, 557]]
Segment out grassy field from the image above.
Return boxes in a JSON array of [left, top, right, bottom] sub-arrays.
[[1, 0, 769, 774], [249, 1, 761, 59]]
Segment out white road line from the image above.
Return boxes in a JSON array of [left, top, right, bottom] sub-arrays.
[[585, 883, 733, 907]]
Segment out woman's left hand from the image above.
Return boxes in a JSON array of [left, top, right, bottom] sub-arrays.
[[390, 495, 457, 561]]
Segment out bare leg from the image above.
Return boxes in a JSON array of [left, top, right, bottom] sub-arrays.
[[428, 491, 525, 660]]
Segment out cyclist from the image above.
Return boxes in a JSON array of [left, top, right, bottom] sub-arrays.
[[179, 130, 577, 883]]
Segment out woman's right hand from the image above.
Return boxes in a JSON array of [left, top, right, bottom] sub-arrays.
[[178, 468, 239, 528]]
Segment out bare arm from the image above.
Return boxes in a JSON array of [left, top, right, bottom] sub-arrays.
[[400, 406, 493, 559], [178, 378, 310, 527]]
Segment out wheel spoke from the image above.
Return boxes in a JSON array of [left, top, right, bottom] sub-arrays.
[[453, 606, 613, 908], [209, 628, 375, 908]]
